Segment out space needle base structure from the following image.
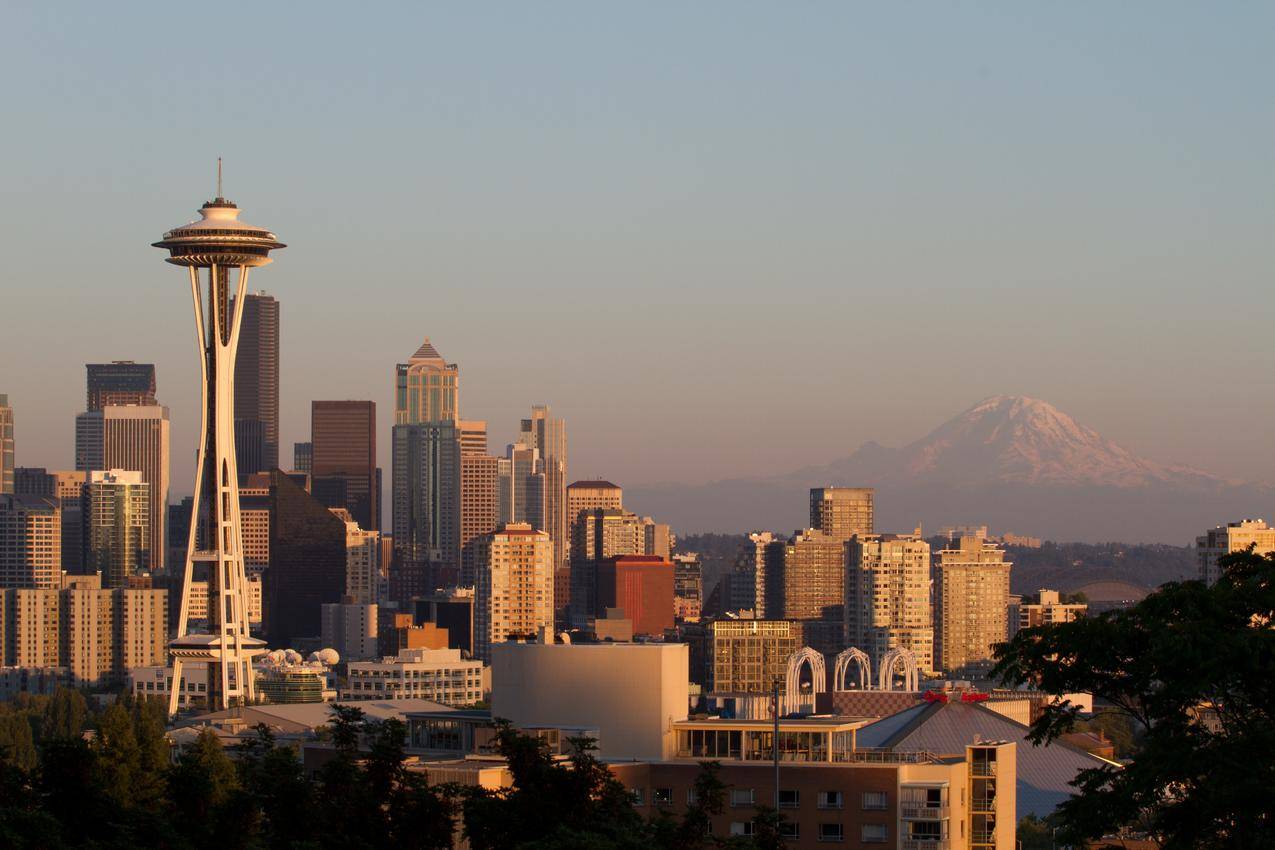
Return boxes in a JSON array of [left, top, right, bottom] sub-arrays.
[[154, 174, 284, 715]]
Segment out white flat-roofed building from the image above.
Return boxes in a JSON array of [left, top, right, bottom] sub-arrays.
[[491, 641, 689, 761], [343, 647, 483, 705]]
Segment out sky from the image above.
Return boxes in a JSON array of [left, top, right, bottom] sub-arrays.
[[2, 3, 1273, 500]]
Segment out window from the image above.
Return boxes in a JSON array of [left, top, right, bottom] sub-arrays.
[[630, 788, 644, 806], [861, 791, 887, 810], [780, 821, 799, 839], [730, 821, 755, 837], [653, 787, 673, 806], [778, 789, 800, 809], [861, 823, 888, 843], [730, 788, 755, 808], [687, 788, 699, 805], [818, 790, 843, 809], [818, 823, 844, 842]]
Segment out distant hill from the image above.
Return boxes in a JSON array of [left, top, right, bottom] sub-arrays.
[[631, 396, 1272, 544]]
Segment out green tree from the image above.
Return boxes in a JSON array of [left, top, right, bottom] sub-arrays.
[[40, 689, 87, 742], [237, 723, 317, 848], [993, 548, 1275, 849], [0, 713, 38, 771], [1016, 814, 1054, 850], [168, 728, 247, 849]]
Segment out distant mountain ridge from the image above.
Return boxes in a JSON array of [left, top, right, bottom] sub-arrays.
[[627, 396, 1270, 544]]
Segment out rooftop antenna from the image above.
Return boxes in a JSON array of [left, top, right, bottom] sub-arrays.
[[217, 157, 223, 199]]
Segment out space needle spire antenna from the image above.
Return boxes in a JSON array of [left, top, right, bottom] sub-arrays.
[[153, 171, 285, 716]]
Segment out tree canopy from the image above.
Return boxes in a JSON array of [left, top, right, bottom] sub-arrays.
[[994, 548, 1275, 849]]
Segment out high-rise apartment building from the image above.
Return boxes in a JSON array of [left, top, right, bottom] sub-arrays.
[[520, 407, 567, 572], [460, 454, 501, 585], [570, 507, 648, 625], [232, 292, 280, 472], [395, 339, 459, 426], [392, 422, 462, 584], [596, 554, 674, 637], [473, 522, 553, 662], [267, 470, 348, 647], [809, 487, 874, 539], [15, 470, 86, 573], [764, 529, 846, 622], [85, 362, 156, 410], [0, 494, 61, 589], [846, 533, 934, 674], [933, 536, 1011, 676], [740, 531, 777, 617], [710, 618, 804, 694], [1009, 589, 1087, 636], [1197, 519, 1275, 585], [0, 394, 13, 495], [311, 400, 378, 531], [86, 470, 151, 587], [75, 405, 170, 570], [0, 574, 166, 686]]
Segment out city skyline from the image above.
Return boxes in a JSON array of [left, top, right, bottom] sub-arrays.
[[2, 4, 1273, 513]]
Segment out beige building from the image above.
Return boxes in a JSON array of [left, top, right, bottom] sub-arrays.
[[846, 534, 934, 674], [741, 531, 777, 616], [1010, 590, 1086, 636], [934, 537, 1012, 676], [567, 480, 623, 529], [458, 420, 487, 457], [86, 470, 150, 587], [1, 575, 166, 686], [239, 473, 271, 574], [321, 602, 378, 661], [809, 487, 874, 539], [0, 394, 12, 495], [344, 520, 379, 605], [459, 453, 501, 585], [1197, 519, 1275, 585], [765, 529, 846, 623], [711, 618, 803, 694], [473, 523, 554, 662], [343, 647, 483, 705], [520, 406, 568, 573], [0, 494, 61, 589], [491, 641, 688, 761], [186, 576, 263, 626], [75, 405, 170, 570]]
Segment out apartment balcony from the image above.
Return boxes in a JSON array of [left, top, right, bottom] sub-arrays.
[[970, 760, 998, 776], [901, 839, 949, 850], [900, 804, 950, 820]]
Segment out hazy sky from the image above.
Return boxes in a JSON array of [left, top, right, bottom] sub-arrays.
[[2, 3, 1272, 499]]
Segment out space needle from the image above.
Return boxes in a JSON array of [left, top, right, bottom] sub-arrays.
[[154, 163, 284, 715]]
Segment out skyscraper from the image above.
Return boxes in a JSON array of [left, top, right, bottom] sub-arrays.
[[933, 536, 1011, 676], [507, 440, 545, 530], [392, 422, 462, 586], [14, 470, 87, 573], [809, 487, 874, 539], [846, 533, 934, 674], [267, 470, 347, 647], [75, 405, 170, 570], [460, 454, 501, 586], [596, 554, 675, 636], [232, 292, 280, 471], [154, 178, 283, 713], [293, 442, 312, 475], [86, 470, 150, 587], [86, 362, 156, 410], [521, 407, 567, 572], [458, 420, 488, 456], [763, 528, 847, 655], [312, 400, 378, 531], [0, 395, 13, 495], [473, 522, 553, 662], [395, 338, 458, 425], [0, 494, 61, 589]]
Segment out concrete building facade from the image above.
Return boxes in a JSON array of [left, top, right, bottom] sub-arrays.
[[1197, 519, 1275, 585], [809, 487, 874, 540], [0, 494, 61, 589], [86, 470, 151, 587], [846, 534, 934, 674], [934, 536, 1012, 676], [473, 523, 554, 662]]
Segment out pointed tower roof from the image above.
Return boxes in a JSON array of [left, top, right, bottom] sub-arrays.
[[409, 338, 445, 365]]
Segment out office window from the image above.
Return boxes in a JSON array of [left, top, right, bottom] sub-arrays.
[[778, 789, 800, 809], [730, 788, 755, 808], [730, 821, 756, 837], [653, 787, 673, 806], [861, 791, 887, 810], [861, 823, 888, 843], [818, 790, 844, 809], [818, 823, 844, 842]]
